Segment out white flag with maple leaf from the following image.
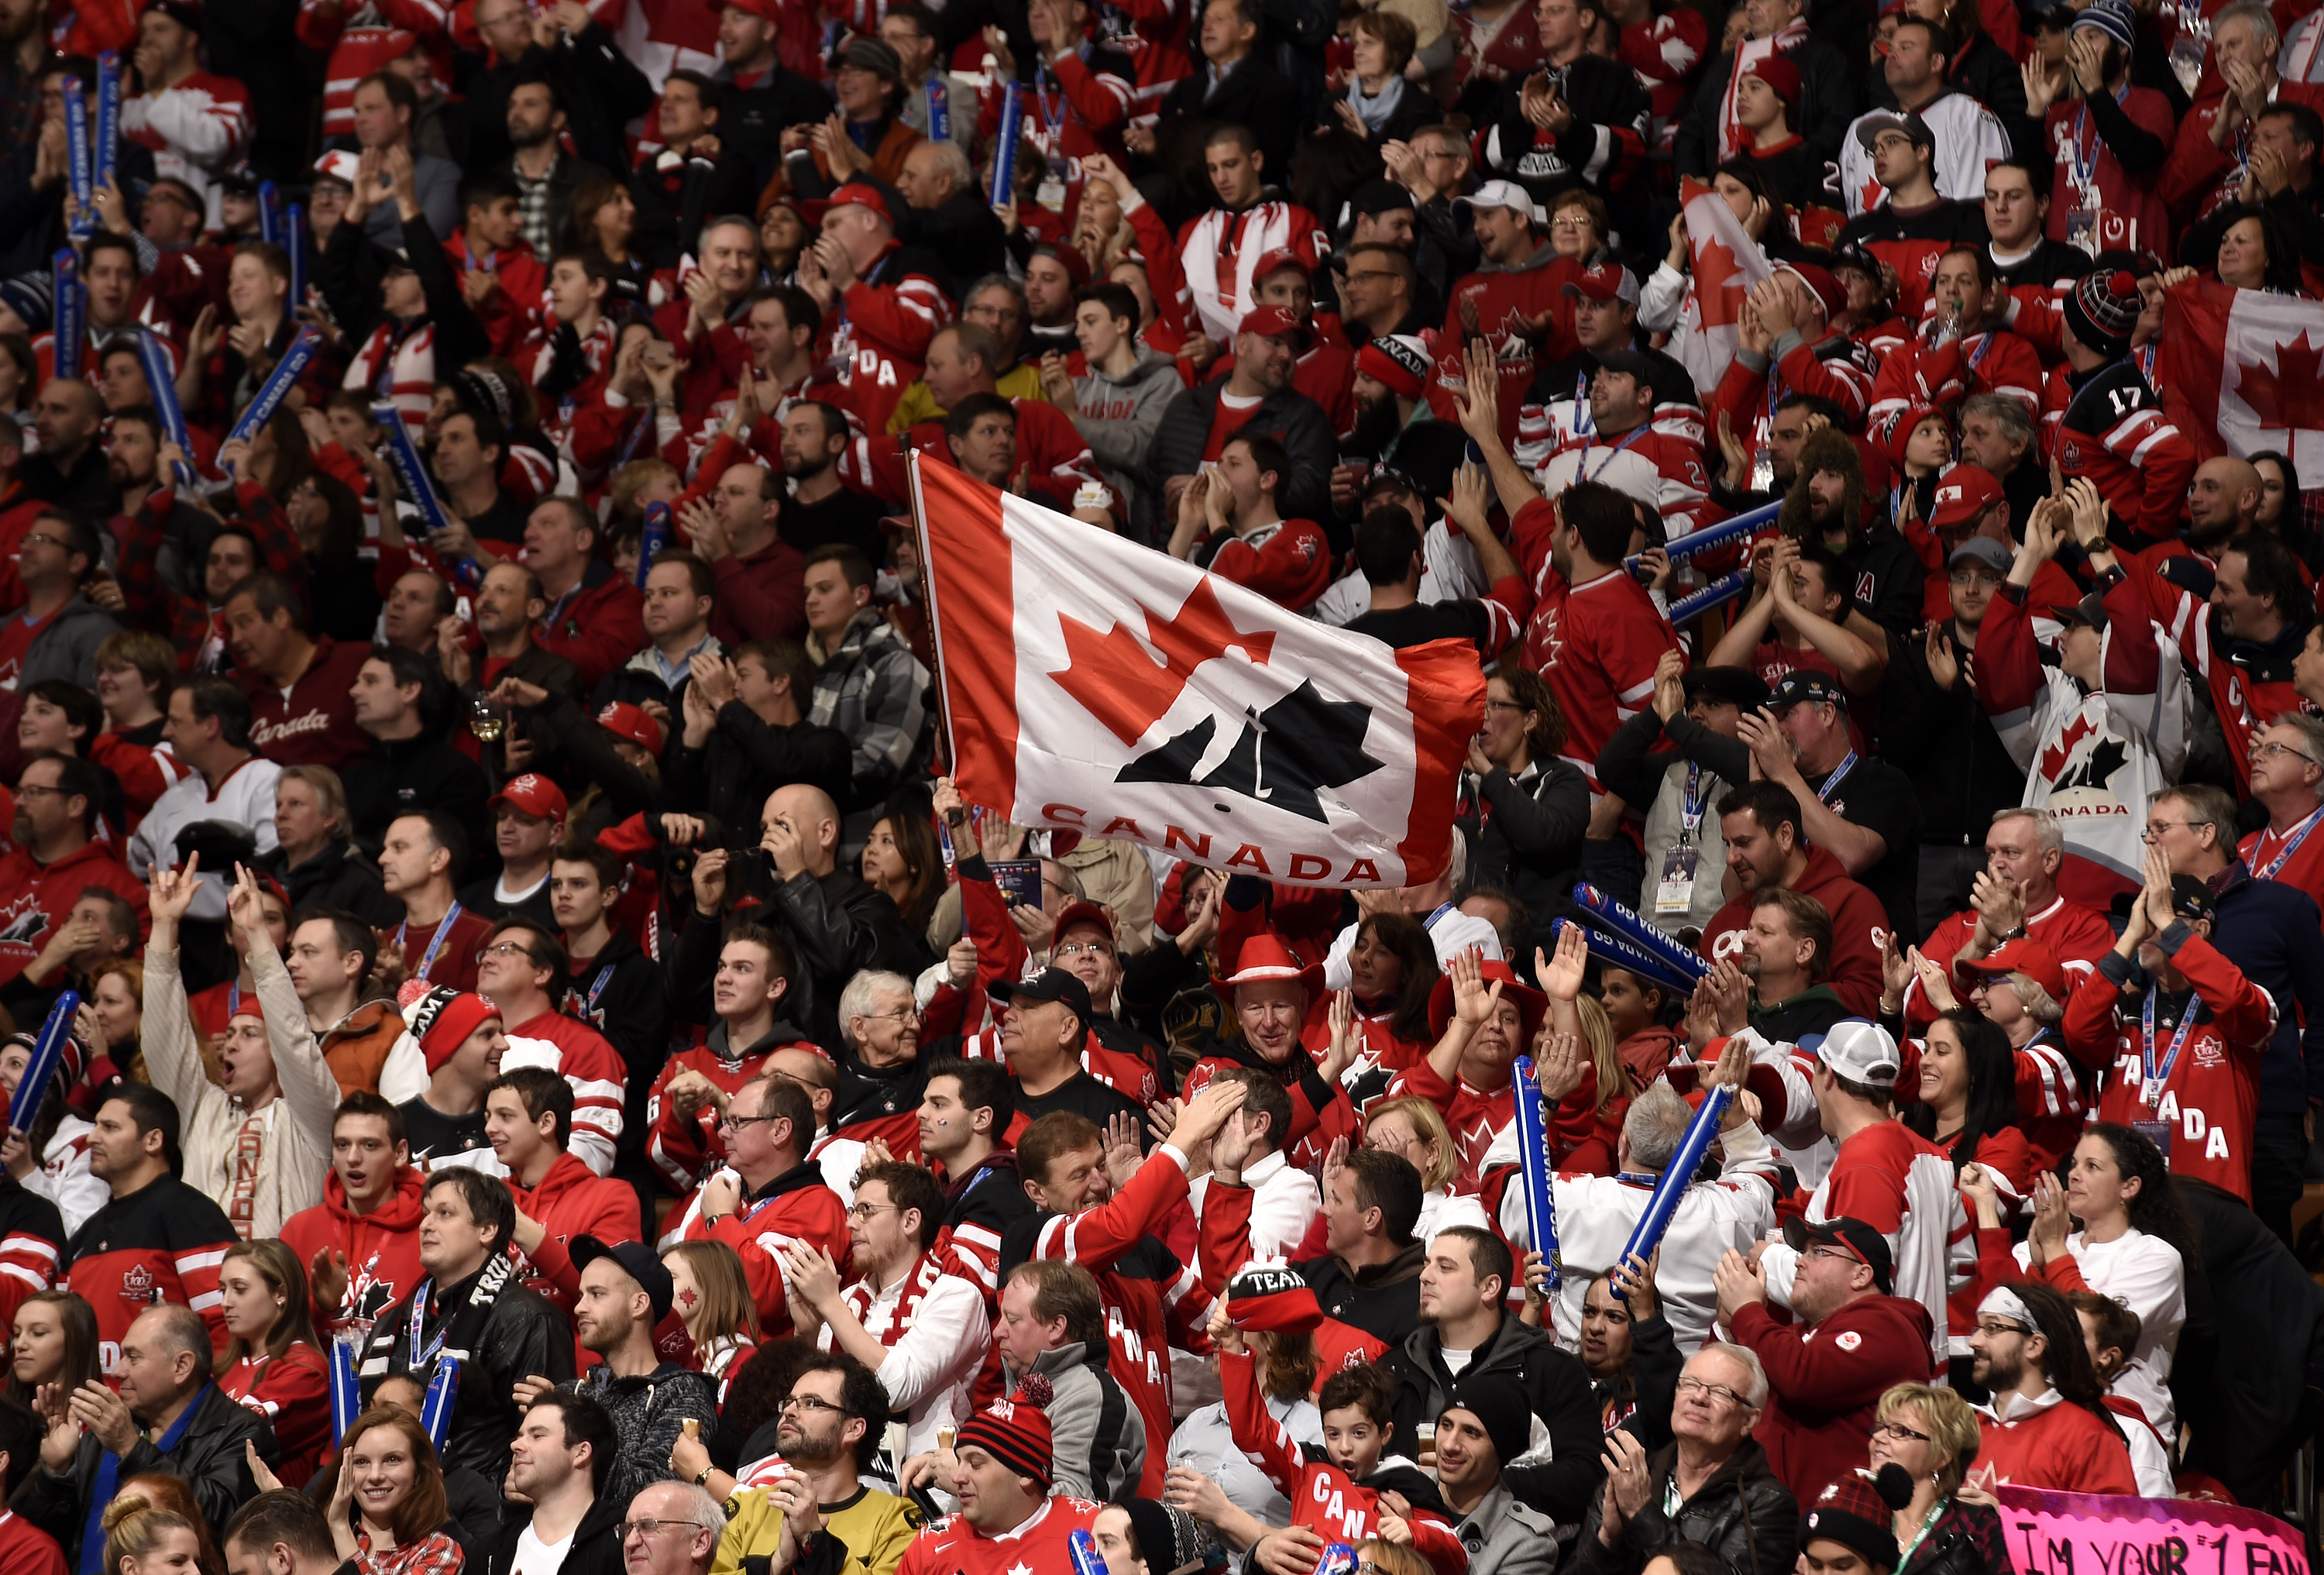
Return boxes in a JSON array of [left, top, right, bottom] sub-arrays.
[[911, 456, 1486, 889], [1668, 177, 1776, 403], [2159, 279, 2324, 470]]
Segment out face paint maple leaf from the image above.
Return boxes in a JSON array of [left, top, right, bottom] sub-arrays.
[[2234, 329, 2324, 435], [1048, 577, 1277, 746]]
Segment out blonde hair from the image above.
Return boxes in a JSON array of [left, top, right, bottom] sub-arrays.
[[1364, 1095, 1457, 1192], [1877, 1382, 1982, 1496], [1573, 996, 1627, 1116], [279, 765, 352, 843], [103, 1494, 201, 1575], [1354, 1542, 1432, 1575], [663, 1239, 762, 1357]]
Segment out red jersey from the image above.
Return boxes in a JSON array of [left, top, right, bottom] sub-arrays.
[[1700, 845, 1892, 1016], [896, 1496, 1102, 1575], [222, 1342, 332, 1486], [2123, 546, 2306, 793], [277, 1166, 427, 1339], [2041, 90, 2178, 263], [823, 246, 954, 433], [645, 1027, 814, 1192], [1427, 252, 1583, 450], [389, 904, 493, 995], [1868, 328, 2045, 425], [683, 1162, 853, 1339], [1510, 497, 1679, 796], [841, 399, 1102, 507], [2061, 936, 2274, 1202], [501, 1009, 629, 1178], [1972, 1390, 2140, 1494], [2161, 80, 2324, 222], [0, 1509, 66, 1575], [2039, 359, 2197, 546], [1203, 518, 1333, 613], [2239, 811, 2324, 925], [0, 840, 150, 990]]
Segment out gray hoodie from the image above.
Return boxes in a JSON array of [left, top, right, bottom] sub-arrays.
[[19, 593, 122, 689], [1070, 349, 1184, 512]]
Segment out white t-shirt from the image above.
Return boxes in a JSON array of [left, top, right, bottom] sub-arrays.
[[510, 1522, 575, 1575]]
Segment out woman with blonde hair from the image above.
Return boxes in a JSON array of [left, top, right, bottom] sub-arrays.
[[116, 1476, 227, 1575], [1363, 1095, 1485, 1241], [661, 1240, 761, 1399], [101, 1494, 207, 1575], [328, 1405, 464, 1574], [0, 1026, 105, 1232], [1557, 995, 1634, 1174], [1867, 1382, 2007, 1575], [216, 1240, 332, 1487]]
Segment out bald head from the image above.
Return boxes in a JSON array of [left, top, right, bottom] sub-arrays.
[[764, 782, 842, 877], [2191, 456, 2264, 538]]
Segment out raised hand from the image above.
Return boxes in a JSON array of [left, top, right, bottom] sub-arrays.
[[1447, 945, 1500, 1029], [1538, 923, 1589, 1004], [1533, 1027, 1587, 1102], [147, 851, 204, 941], [1101, 1109, 1144, 1187]]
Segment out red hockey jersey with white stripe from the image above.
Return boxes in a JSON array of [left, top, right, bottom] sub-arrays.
[[500, 1010, 627, 1178]]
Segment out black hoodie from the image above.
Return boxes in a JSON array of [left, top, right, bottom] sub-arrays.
[[562, 923, 672, 1162]]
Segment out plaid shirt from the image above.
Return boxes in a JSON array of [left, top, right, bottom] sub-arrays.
[[512, 149, 563, 257], [115, 480, 305, 669], [350, 1527, 464, 1575]]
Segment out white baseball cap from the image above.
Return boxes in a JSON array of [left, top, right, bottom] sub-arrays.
[[1452, 180, 1545, 225], [1817, 1020, 1900, 1086]]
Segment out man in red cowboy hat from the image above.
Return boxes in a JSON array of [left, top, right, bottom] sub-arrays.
[[897, 1376, 1104, 1573], [1182, 933, 1360, 1171], [1385, 945, 1551, 1188]]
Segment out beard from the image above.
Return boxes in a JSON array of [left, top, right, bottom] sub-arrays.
[[1345, 388, 1402, 460]]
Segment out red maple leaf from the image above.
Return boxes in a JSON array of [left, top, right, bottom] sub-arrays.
[[1049, 577, 1277, 746], [1695, 232, 1747, 328], [2040, 711, 2097, 782], [2233, 329, 2324, 435]]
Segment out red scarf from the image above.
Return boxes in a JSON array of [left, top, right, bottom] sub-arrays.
[[843, 1249, 951, 1346]]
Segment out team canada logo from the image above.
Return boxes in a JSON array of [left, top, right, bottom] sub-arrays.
[[121, 1264, 156, 1304], [0, 896, 49, 947]]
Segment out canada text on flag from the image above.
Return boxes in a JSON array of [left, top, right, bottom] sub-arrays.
[[911, 457, 1486, 889]]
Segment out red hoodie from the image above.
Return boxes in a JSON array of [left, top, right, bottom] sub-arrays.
[[1700, 845, 1891, 1016], [1729, 1292, 1937, 1507], [0, 840, 150, 989], [507, 1150, 641, 1315], [279, 1165, 428, 1339]]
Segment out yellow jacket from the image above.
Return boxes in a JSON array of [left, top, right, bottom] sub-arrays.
[[713, 1483, 924, 1575], [883, 362, 1049, 433]]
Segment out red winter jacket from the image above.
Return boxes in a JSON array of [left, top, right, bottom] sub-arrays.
[[508, 1151, 641, 1315], [1972, 1388, 2140, 1494], [1700, 845, 1890, 1016]]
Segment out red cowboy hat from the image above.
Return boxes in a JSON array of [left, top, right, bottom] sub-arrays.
[[1212, 932, 1324, 1009]]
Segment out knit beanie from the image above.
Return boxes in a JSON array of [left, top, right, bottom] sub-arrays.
[[1355, 335, 1432, 402], [1226, 1264, 1325, 1334], [1744, 53, 1802, 107], [404, 988, 499, 1074], [1802, 1470, 1907, 1570], [1446, 1373, 1532, 1467], [2063, 269, 2142, 360], [1121, 1498, 1211, 1575], [1882, 404, 1944, 468], [2070, 0, 2137, 53], [954, 1374, 1056, 1490]]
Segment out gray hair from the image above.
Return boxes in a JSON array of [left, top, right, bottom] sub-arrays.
[[964, 273, 1027, 313], [1989, 806, 2064, 859], [1691, 1340, 1769, 1408], [1622, 1081, 1695, 1174], [1961, 392, 2033, 450], [1040, 859, 1085, 903], [135, 1303, 214, 1364], [2005, 971, 2065, 1025], [838, 968, 913, 1036], [703, 214, 761, 246], [2274, 710, 2324, 771], [637, 1480, 727, 1537], [2214, 0, 2278, 46], [917, 139, 973, 193]]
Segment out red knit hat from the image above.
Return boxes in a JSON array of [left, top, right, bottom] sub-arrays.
[[1882, 404, 1944, 468], [1226, 1264, 1326, 1333], [1356, 335, 1432, 401], [404, 988, 499, 1074], [955, 1374, 1056, 1489], [1743, 53, 1802, 106]]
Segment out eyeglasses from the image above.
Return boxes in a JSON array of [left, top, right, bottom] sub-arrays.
[[1054, 941, 1115, 960], [1483, 700, 1526, 713], [19, 533, 65, 551], [780, 1394, 849, 1415], [717, 1112, 780, 1132], [1675, 1376, 1748, 1407], [2251, 740, 2319, 766], [1873, 1421, 1932, 1443], [2141, 820, 2192, 841], [1975, 1319, 2029, 1338], [1801, 1245, 1859, 1266], [847, 1201, 897, 1220], [474, 941, 535, 963], [618, 1519, 706, 1543], [12, 784, 64, 800]]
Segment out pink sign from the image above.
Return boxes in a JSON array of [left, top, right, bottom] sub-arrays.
[[1999, 1486, 2309, 1575]]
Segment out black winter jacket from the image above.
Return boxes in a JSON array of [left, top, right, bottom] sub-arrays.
[[1461, 757, 1591, 953], [342, 729, 493, 852], [662, 701, 853, 841], [1137, 383, 1339, 542], [361, 1261, 576, 1492], [1383, 1314, 1603, 1523], [274, 841, 403, 926], [11, 1382, 280, 1560], [487, 1490, 627, 1575], [1676, 37, 1862, 176], [1294, 1240, 1427, 1350], [1573, 1436, 1800, 1575]]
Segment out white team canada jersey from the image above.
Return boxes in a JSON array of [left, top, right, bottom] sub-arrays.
[[1838, 92, 2011, 215], [1492, 1133, 1779, 1353], [1531, 426, 1718, 537]]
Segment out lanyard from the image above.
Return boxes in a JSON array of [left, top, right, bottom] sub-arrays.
[[1036, 63, 1067, 134], [1583, 423, 1649, 482], [2252, 805, 2324, 881], [1425, 903, 1456, 930], [397, 900, 464, 983], [1573, 370, 1594, 438], [409, 1283, 452, 1370], [585, 963, 617, 1013], [228, 979, 241, 1018], [1679, 763, 1708, 839], [1896, 1498, 1950, 1570], [2069, 85, 2130, 199], [2140, 985, 2202, 1109], [1813, 751, 1858, 804]]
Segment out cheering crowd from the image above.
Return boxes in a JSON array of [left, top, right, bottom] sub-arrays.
[[6, 0, 2324, 1572]]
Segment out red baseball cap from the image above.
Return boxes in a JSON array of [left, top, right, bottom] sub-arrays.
[[597, 700, 665, 756], [827, 182, 892, 225], [1953, 937, 2068, 1002], [1252, 247, 1312, 281], [1562, 262, 1640, 304], [1051, 901, 1116, 947], [1236, 304, 1313, 351], [1927, 463, 2005, 531], [489, 772, 568, 820]]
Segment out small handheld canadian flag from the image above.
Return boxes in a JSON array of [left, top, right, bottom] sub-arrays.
[[910, 456, 1484, 890]]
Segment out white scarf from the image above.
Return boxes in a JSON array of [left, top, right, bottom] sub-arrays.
[[1719, 19, 1810, 161], [1184, 202, 1298, 342], [1348, 74, 1406, 133]]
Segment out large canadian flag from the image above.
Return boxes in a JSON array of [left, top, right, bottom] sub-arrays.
[[2158, 279, 2324, 470], [1669, 177, 1776, 402], [913, 458, 1486, 889]]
